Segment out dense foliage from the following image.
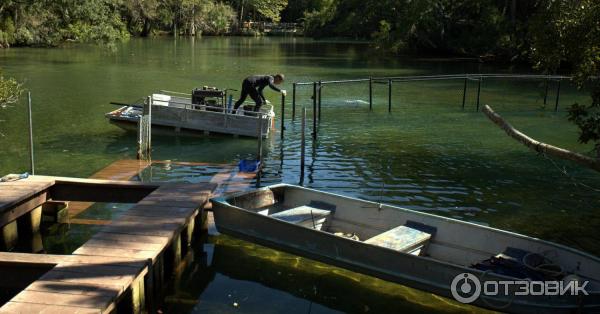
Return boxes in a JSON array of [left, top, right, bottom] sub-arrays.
[[0, 70, 23, 109], [0, 0, 291, 47], [528, 0, 600, 156]]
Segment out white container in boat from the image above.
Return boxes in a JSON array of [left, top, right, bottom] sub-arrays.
[[152, 93, 171, 106]]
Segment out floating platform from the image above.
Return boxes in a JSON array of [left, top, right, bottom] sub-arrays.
[[106, 92, 275, 138]]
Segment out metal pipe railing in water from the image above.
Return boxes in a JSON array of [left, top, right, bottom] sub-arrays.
[[462, 78, 467, 109], [318, 81, 322, 121], [27, 92, 35, 175], [292, 83, 296, 121], [280, 93, 285, 139], [388, 79, 392, 113], [312, 82, 317, 139], [369, 77, 373, 111], [476, 78, 482, 111], [555, 80, 561, 112], [543, 79, 549, 105], [299, 107, 306, 186], [256, 115, 263, 188]]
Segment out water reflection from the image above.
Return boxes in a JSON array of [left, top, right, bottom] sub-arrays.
[[161, 234, 488, 314]]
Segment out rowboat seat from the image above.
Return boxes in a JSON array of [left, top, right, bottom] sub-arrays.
[[269, 205, 332, 230], [365, 221, 436, 256]]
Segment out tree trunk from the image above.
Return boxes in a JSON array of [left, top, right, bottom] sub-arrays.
[[483, 105, 600, 172], [141, 19, 151, 37], [190, 6, 196, 36]]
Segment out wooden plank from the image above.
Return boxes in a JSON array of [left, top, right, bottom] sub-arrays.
[[26, 280, 121, 297], [83, 238, 165, 252], [70, 218, 112, 226], [54, 262, 142, 276], [40, 270, 133, 291], [11, 290, 112, 310], [0, 252, 71, 267], [0, 191, 48, 225], [137, 199, 202, 208], [118, 214, 188, 225], [0, 301, 100, 314], [99, 224, 179, 239], [73, 246, 158, 261], [91, 232, 169, 245], [124, 205, 197, 218], [0, 252, 147, 268]]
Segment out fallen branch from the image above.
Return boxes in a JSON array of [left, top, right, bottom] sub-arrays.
[[482, 104, 600, 172]]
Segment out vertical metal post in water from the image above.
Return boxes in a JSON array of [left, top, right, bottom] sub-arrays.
[[369, 77, 373, 111], [147, 96, 152, 159], [27, 92, 35, 175], [299, 107, 306, 186], [476, 78, 482, 111], [280, 93, 285, 139], [462, 77, 467, 109], [543, 79, 549, 105], [388, 79, 392, 113], [292, 83, 296, 121], [318, 81, 322, 121], [256, 114, 263, 188], [312, 82, 317, 139], [554, 80, 561, 112]]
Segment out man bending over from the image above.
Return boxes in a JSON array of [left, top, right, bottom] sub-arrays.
[[233, 74, 286, 114]]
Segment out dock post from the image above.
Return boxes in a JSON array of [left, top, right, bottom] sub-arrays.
[[256, 114, 263, 188], [300, 107, 306, 186], [369, 77, 373, 111], [476, 78, 482, 111], [462, 77, 467, 109], [312, 82, 317, 139], [17, 205, 42, 236], [388, 79, 392, 113], [280, 93, 285, 139], [0, 221, 18, 250], [543, 78, 549, 105], [292, 83, 296, 121], [554, 80, 561, 112], [318, 81, 322, 121], [27, 92, 35, 175]]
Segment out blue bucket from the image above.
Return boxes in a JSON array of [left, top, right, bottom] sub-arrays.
[[239, 159, 261, 172]]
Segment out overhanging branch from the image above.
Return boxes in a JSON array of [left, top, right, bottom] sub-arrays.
[[482, 104, 600, 172]]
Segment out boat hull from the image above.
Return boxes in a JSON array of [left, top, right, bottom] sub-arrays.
[[106, 103, 274, 138], [211, 185, 600, 313]]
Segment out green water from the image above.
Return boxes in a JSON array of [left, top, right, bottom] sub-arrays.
[[1, 37, 599, 313]]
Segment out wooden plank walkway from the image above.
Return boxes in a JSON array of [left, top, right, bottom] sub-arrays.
[[0, 176, 216, 314]]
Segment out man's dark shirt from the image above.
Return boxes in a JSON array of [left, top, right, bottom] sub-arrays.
[[245, 75, 281, 101]]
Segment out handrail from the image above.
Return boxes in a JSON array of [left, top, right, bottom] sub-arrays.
[[294, 73, 572, 86], [151, 98, 272, 117]]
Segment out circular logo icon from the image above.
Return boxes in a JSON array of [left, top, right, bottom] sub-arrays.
[[451, 273, 481, 304]]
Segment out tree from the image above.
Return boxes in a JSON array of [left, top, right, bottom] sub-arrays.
[[529, 0, 600, 157]]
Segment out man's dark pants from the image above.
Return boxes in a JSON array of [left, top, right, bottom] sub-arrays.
[[233, 80, 263, 113]]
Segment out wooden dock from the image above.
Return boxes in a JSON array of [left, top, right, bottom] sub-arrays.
[[0, 175, 215, 313]]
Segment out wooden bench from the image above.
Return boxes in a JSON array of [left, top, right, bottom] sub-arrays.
[[365, 221, 436, 256], [269, 205, 332, 230]]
